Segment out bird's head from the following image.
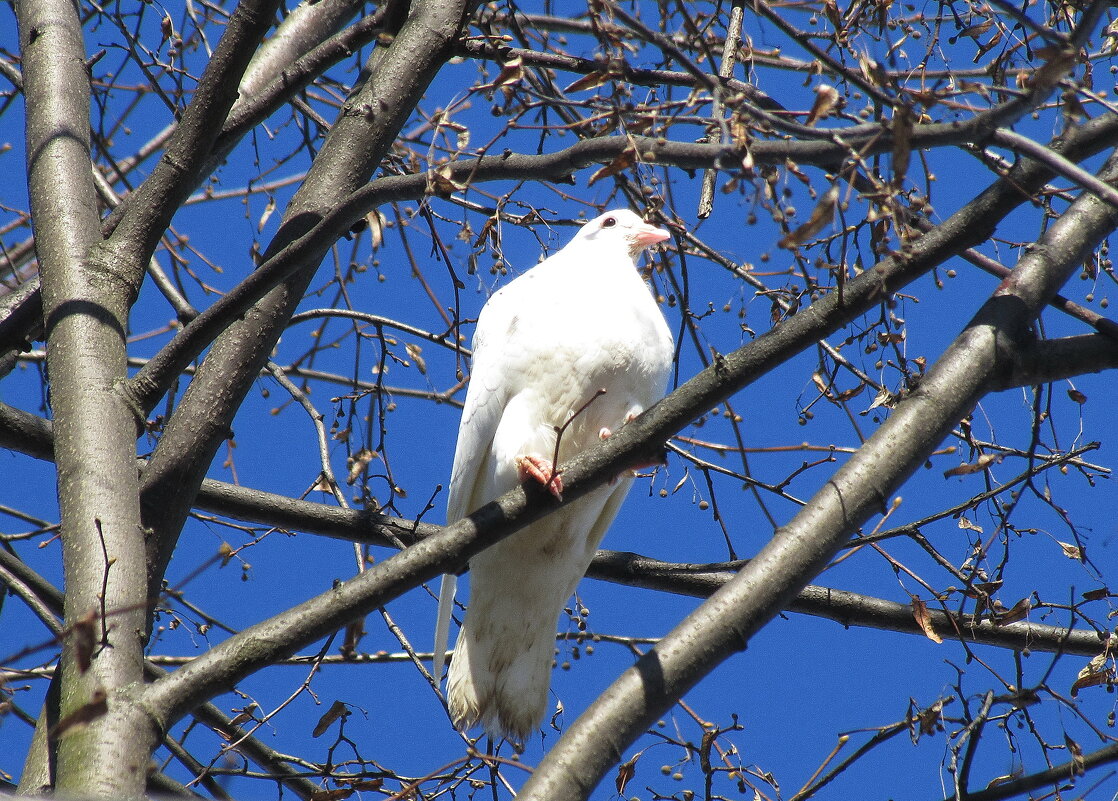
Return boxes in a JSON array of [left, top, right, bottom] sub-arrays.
[[571, 209, 670, 259]]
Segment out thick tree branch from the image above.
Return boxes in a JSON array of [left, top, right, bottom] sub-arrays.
[[11, 430, 1109, 661], [459, 0, 1103, 147], [588, 552, 1110, 656], [238, 0, 367, 100], [945, 740, 1118, 801], [130, 0, 483, 742], [0, 7, 397, 379], [0, 278, 41, 360], [5, 2, 1117, 795], [122, 146, 1118, 751], [16, 0, 149, 791], [516, 150, 1118, 801]]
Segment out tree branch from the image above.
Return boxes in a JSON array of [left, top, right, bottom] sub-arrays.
[[15, 0, 153, 791], [122, 106, 1118, 419], [130, 0, 483, 745], [516, 150, 1118, 801], [0, 547, 323, 800], [945, 740, 1118, 801]]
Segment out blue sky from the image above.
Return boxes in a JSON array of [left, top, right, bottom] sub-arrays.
[[2, 2, 1117, 798]]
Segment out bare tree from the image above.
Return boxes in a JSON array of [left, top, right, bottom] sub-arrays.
[[2, 1, 1117, 799]]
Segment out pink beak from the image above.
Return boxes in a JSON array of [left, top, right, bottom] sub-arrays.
[[631, 222, 671, 252]]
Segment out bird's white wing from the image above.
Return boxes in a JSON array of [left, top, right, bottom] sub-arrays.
[[432, 282, 523, 679]]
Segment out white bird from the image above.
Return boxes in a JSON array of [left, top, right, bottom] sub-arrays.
[[434, 209, 674, 744]]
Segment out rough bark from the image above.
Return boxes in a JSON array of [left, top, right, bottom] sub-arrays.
[[16, 0, 149, 791]]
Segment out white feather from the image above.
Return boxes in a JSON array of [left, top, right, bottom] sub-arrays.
[[436, 209, 674, 742]]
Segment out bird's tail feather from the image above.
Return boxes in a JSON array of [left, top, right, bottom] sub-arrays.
[[446, 607, 554, 744], [433, 574, 457, 682]]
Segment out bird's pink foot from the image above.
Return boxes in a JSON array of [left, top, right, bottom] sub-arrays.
[[599, 426, 613, 440], [517, 454, 564, 501]]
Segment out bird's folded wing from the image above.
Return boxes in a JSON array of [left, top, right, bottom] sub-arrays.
[[433, 290, 518, 673]]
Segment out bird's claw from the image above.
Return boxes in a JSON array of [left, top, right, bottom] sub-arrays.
[[517, 454, 564, 501]]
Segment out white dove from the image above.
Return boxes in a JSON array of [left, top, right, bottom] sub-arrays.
[[434, 208, 674, 744]]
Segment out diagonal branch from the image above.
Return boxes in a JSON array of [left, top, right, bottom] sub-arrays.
[[516, 149, 1118, 801], [134, 0, 483, 713], [126, 141, 1118, 753], [122, 109, 1118, 417]]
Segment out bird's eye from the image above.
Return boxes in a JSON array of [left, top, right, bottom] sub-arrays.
[[601, 216, 617, 228]]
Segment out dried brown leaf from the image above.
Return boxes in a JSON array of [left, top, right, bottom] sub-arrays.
[[1058, 541, 1084, 560], [1071, 653, 1113, 696], [806, 84, 839, 125], [366, 210, 385, 250], [1064, 733, 1085, 775], [986, 772, 1022, 789], [943, 453, 996, 477], [1027, 47, 1077, 90], [971, 580, 1003, 596], [994, 598, 1031, 626], [957, 516, 983, 533], [428, 165, 466, 197], [257, 196, 276, 233], [910, 596, 943, 643], [310, 789, 353, 801], [958, 19, 992, 38], [866, 387, 896, 411], [891, 107, 914, 188], [588, 145, 637, 186], [616, 756, 638, 794], [823, 0, 842, 31], [341, 618, 365, 658], [336, 779, 384, 791], [857, 52, 887, 87], [405, 342, 426, 375], [914, 698, 945, 737], [488, 56, 523, 89], [778, 185, 838, 248], [472, 215, 498, 249], [228, 703, 259, 727], [313, 701, 349, 738], [347, 449, 377, 485], [565, 70, 611, 93], [833, 382, 865, 402]]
